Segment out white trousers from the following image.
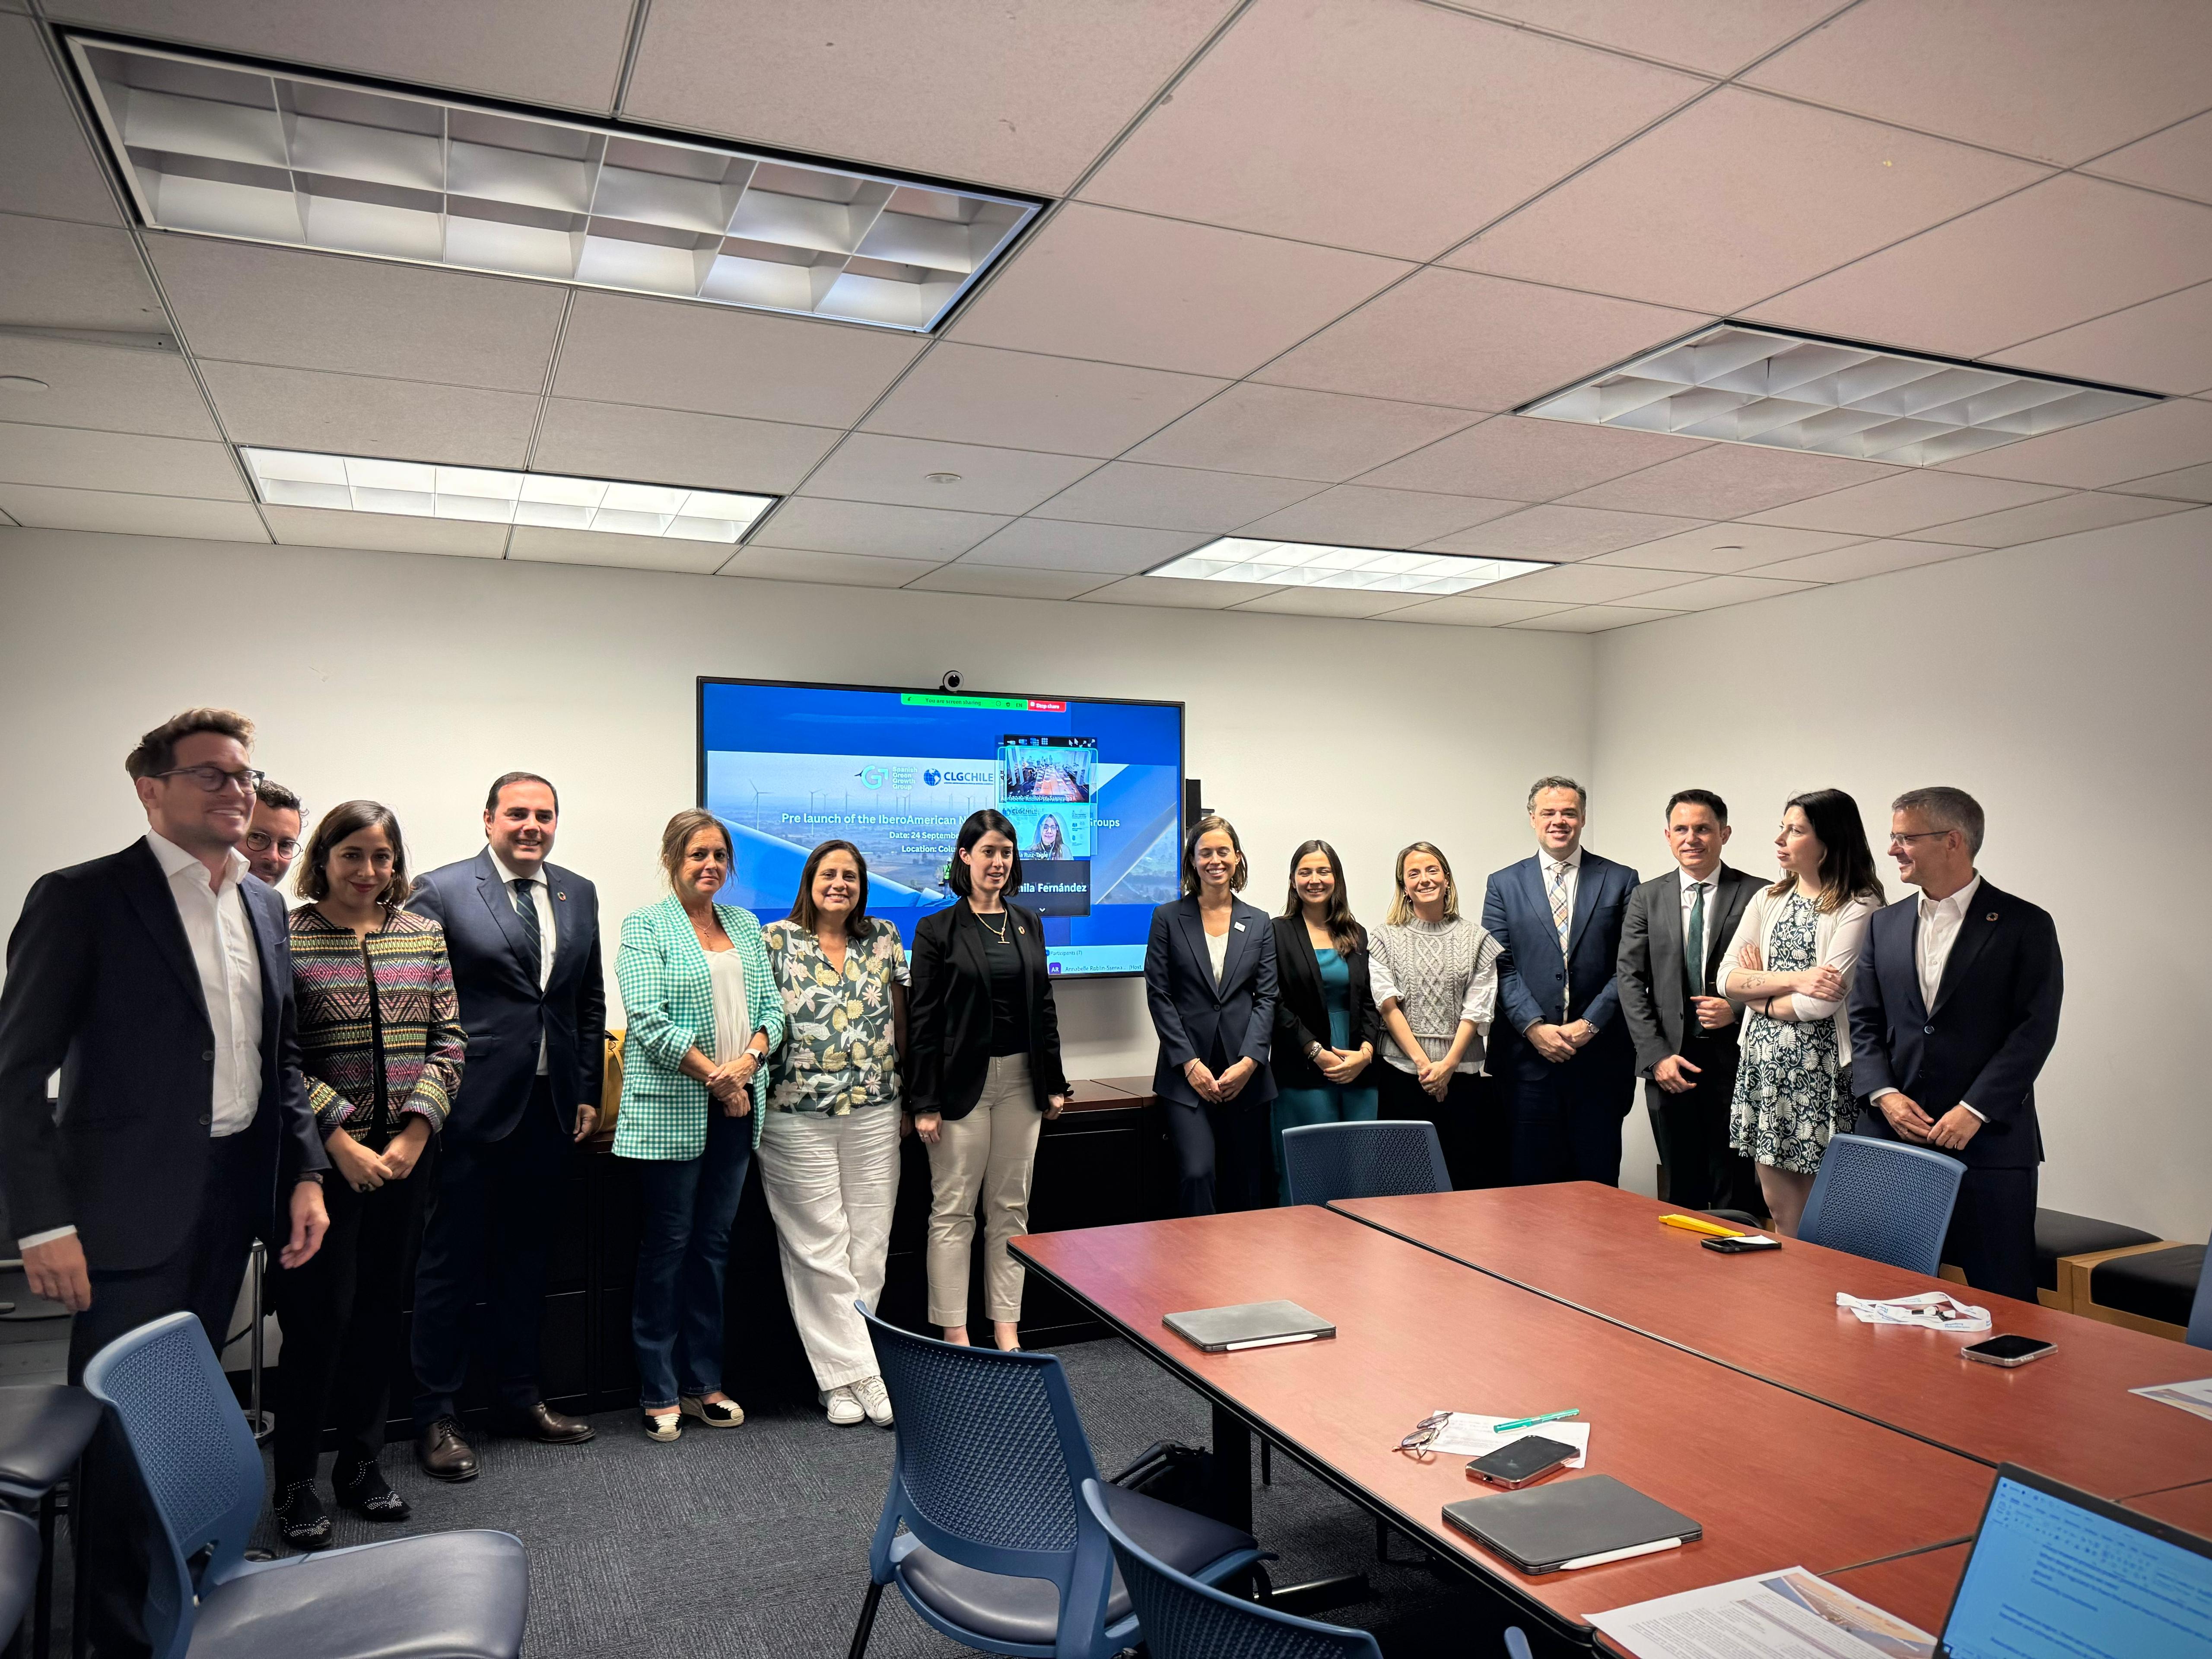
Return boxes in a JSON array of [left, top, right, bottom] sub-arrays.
[[925, 1054, 1042, 1327], [757, 1103, 901, 1390]]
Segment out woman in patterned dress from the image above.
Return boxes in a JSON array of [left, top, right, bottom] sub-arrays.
[[759, 840, 907, 1427], [1718, 789, 1885, 1236]]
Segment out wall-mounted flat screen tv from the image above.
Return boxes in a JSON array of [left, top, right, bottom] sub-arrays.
[[697, 678, 1185, 977]]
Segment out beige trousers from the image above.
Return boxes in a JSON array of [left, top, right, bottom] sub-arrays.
[[925, 1054, 1042, 1326], [757, 1103, 901, 1390]]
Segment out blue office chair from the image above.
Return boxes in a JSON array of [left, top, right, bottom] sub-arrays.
[[2187, 1234, 2212, 1351], [849, 1305, 1266, 1659], [0, 1508, 39, 1644], [1797, 1134, 1967, 1276], [1280, 1120, 1450, 1208], [83, 1312, 528, 1659], [0, 1383, 102, 1659]]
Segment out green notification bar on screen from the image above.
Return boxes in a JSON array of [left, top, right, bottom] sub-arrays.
[[900, 693, 1033, 710]]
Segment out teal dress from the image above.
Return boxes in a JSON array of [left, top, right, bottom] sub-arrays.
[[1269, 948, 1379, 1173]]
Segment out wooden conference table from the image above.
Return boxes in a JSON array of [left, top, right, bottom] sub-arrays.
[[1011, 1206, 1997, 1643]]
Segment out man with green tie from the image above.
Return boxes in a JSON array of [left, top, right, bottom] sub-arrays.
[[1616, 791, 1764, 1216]]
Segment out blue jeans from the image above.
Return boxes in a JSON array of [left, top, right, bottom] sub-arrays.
[[629, 1107, 753, 1409]]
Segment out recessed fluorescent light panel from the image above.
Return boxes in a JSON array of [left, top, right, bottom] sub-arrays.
[[67, 36, 1040, 332], [242, 449, 775, 541], [1519, 324, 2157, 466], [1151, 538, 1551, 595]]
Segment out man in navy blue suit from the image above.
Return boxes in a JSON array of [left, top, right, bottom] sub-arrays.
[[1850, 787, 2060, 1302], [404, 772, 604, 1481], [1481, 777, 1641, 1186]]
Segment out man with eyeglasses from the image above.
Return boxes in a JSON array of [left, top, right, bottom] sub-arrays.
[[0, 706, 328, 1657], [245, 778, 305, 889], [1848, 787, 2062, 1301]]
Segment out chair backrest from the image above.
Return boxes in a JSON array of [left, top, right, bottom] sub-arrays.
[[82, 1313, 265, 1659], [1280, 1120, 1450, 1208], [1797, 1134, 1967, 1276], [2188, 1236, 2212, 1351], [1079, 1479, 1380, 1659], [0, 1509, 39, 1640], [860, 1305, 1115, 1638]]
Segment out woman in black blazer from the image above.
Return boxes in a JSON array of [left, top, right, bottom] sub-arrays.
[[1146, 815, 1278, 1216], [908, 810, 1069, 1349], [1268, 840, 1380, 1184]]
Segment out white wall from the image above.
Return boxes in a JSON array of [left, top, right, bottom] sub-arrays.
[[1593, 508, 2212, 1243], [0, 527, 1597, 1083]]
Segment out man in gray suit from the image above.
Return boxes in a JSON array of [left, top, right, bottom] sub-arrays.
[[1617, 790, 1764, 1216]]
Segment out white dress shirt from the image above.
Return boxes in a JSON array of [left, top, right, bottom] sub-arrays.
[[1872, 873, 1986, 1121], [493, 848, 557, 1074]]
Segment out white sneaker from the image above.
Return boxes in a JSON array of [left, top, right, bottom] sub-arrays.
[[851, 1375, 894, 1426], [823, 1385, 865, 1426]]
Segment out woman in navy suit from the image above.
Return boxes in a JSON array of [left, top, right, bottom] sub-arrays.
[[1146, 815, 1278, 1215]]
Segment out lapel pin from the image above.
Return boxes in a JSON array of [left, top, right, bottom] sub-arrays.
[[1017, 925, 1026, 935], [1985, 912, 1997, 922], [556, 892, 566, 902]]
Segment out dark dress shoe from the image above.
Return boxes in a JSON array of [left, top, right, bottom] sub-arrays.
[[513, 1401, 595, 1444], [276, 1482, 334, 1551], [334, 1456, 412, 1521], [415, 1417, 480, 1482]]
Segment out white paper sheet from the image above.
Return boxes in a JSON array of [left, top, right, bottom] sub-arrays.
[[1423, 1410, 1590, 1467], [2130, 1376, 2212, 1424], [1590, 1565, 1936, 1659], [1836, 1290, 1990, 1332]]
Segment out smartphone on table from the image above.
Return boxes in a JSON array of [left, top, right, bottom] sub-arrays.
[[1465, 1435, 1579, 1489], [1963, 1334, 2056, 1367]]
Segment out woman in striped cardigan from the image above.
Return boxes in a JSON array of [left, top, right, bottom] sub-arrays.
[[614, 809, 785, 1443], [270, 800, 464, 1551]]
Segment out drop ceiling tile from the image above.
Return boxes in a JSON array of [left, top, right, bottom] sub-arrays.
[[1988, 281, 2212, 397], [1080, 0, 1700, 260], [1254, 268, 1709, 414], [625, 0, 1234, 195], [149, 236, 565, 392], [1030, 462, 1322, 532], [2086, 111, 2212, 205], [1742, 471, 2070, 536], [0, 216, 165, 331], [1937, 396, 2212, 488], [1074, 574, 1287, 610], [1235, 485, 1524, 547], [905, 564, 1120, 601], [747, 497, 1009, 559], [1445, 88, 2046, 315], [1904, 490, 2192, 548], [722, 545, 946, 588], [262, 505, 509, 558], [1354, 416, 1707, 500], [1416, 503, 1707, 560], [197, 362, 541, 468], [1475, 562, 1700, 604], [957, 519, 1208, 574], [1227, 587, 1427, 619], [949, 204, 1411, 378], [60, 0, 636, 112], [0, 338, 218, 440], [1505, 604, 1680, 631], [1641, 572, 1816, 610], [860, 345, 1227, 458], [2108, 462, 2212, 503], [1748, 174, 2212, 360], [1747, 538, 1984, 583], [1590, 523, 1863, 572], [0, 485, 267, 541], [0, 17, 123, 223], [798, 435, 1099, 515], [1743, 0, 2212, 166], [1560, 445, 1897, 517], [1373, 592, 1577, 626], [0, 422, 244, 499], [1124, 385, 1479, 482], [531, 400, 839, 495], [1468, 0, 1843, 76], [552, 292, 925, 428], [509, 525, 734, 574]]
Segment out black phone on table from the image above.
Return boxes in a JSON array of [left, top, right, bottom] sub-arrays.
[[1963, 1334, 2056, 1367], [1702, 1235, 1781, 1253], [1466, 1434, 1579, 1489]]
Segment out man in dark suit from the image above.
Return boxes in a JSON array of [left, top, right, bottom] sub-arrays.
[[1616, 789, 1764, 1216], [405, 771, 604, 1479], [1849, 787, 2060, 1302], [0, 707, 327, 1657], [1482, 777, 1641, 1186]]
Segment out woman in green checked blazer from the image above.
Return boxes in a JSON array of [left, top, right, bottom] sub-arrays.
[[614, 808, 785, 1443]]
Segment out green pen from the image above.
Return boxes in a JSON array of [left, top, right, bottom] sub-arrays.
[[1492, 1408, 1580, 1432]]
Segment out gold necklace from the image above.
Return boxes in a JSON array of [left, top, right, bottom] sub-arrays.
[[974, 905, 1011, 943]]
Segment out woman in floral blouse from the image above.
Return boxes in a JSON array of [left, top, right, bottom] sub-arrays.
[[760, 839, 908, 1427]]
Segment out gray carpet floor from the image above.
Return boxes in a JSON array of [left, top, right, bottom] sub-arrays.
[[234, 1335, 1581, 1658]]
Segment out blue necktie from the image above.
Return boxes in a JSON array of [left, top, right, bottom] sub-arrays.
[[511, 877, 542, 985]]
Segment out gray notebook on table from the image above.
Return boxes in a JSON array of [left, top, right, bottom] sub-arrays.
[[1443, 1475, 1700, 1574], [1161, 1300, 1335, 1353]]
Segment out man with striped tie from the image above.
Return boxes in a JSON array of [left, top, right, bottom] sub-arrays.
[[405, 772, 604, 1480], [1481, 777, 1641, 1186]]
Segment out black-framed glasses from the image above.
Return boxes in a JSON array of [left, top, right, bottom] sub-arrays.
[[244, 830, 300, 856], [154, 764, 265, 795]]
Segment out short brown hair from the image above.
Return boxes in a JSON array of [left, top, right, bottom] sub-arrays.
[[659, 809, 733, 887], [1180, 815, 1248, 897], [255, 779, 302, 814], [788, 839, 872, 934], [296, 799, 411, 906], [125, 708, 254, 781]]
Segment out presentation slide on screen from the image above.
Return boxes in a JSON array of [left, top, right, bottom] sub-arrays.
[[700, 682, 1182, 976]]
